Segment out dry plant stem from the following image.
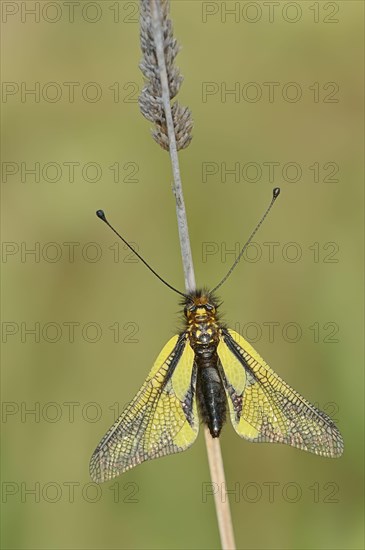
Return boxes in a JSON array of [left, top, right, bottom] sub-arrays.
[[149, 2, 236, 548], [204, 426, 236, 550], [150, 0, 195, 292]]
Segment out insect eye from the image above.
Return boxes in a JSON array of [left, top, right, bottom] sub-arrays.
[[184, 303, 195, 315], [205, 303, 214, 311]]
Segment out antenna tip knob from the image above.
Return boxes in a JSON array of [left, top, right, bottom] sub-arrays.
[[273, 187, 280, 199], [96, 209, 106, 221]]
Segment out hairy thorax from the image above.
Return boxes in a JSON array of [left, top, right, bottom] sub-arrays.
[[186, 307, 220, 355]]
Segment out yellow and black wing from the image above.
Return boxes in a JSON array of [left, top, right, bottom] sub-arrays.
[[218, 328, 343, 457], [90, 333, 198, 482]]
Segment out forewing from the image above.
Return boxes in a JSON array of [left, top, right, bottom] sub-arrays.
[[90, 333, 198, 482], [217, 328, 343, 457]]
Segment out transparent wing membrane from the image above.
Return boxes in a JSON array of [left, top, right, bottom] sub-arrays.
[[218, 329, 343, 457], [90, 334, 199, 482]]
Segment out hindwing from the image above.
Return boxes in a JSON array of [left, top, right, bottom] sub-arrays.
[[90, 333, 198, 482], [217, 328, 343, 457]]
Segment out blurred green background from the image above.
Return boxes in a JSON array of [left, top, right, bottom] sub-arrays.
[[1, 1, 364, 549]]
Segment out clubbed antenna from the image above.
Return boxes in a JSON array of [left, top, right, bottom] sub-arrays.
[[139, 0, 193, 150], [96, 209, 187, 299], [210, 188, 281, 294]]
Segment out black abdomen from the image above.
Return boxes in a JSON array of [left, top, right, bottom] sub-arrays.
[[196, 355, 226, 437]]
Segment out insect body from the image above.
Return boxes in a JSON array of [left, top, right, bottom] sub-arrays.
[[90, 289, 343, 483], [90, 191, 343, 483], [186, 291, 225, 438]]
